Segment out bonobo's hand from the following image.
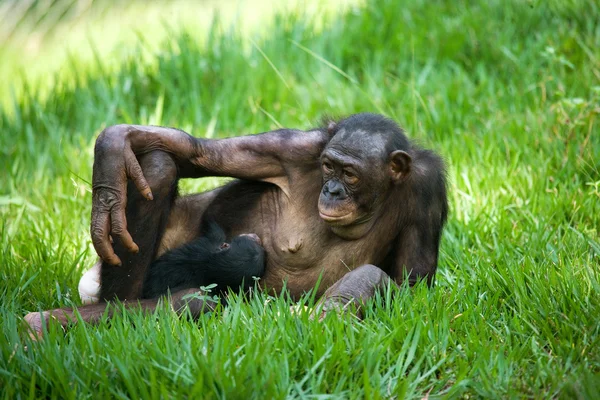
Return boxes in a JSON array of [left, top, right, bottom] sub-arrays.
[[91, 125, 153, 265]]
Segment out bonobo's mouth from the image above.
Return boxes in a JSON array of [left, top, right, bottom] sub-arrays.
[[318, 211, 357, 226], [319, 209, 376, 240], [319, 211, 350, 221]]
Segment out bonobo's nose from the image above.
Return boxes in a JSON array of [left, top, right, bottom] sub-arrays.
[[239, 233, 262, 246], [323, 180, 346, 199]]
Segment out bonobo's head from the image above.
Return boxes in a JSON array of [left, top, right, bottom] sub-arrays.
[[318, 113, 412, 239], [203, 222, 266, 279]]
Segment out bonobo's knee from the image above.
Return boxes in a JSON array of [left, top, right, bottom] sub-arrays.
[[137, 151, 178, 198], [330, 264, 392, 297], [317, 265, 395, 320], [349, 264, 390, 286]]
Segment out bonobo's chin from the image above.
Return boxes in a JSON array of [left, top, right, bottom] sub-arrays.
[[318, 209, 374, 240]]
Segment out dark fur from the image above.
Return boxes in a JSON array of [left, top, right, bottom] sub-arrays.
[[330, 113, 411, 151], [142, 223, 265, 299]]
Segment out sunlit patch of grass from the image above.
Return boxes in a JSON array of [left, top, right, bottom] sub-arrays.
[[0, 0, 362, 110], [1, 0, 599, 397]]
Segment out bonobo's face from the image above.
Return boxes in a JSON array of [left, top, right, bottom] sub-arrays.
[[204, 223, 264, 264], [318, 131, 386, 228], [215, 233, 265, 269], [318, 127, 411, 239]]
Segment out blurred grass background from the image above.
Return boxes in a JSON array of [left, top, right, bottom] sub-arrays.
[[1, 0, 599, 398]]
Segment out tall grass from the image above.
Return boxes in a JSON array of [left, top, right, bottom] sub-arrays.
[[1, 0, 599, 397]]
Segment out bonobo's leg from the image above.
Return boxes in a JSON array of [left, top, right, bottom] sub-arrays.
[[24, 288, 219, 340], [100, 150, 178, 300], [78, 189, 221, 304], [23, 150, 187, 339], [316, 265, 399, 320]]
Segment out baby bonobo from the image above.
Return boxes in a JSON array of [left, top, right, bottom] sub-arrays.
[[142, 222, 266, 299]]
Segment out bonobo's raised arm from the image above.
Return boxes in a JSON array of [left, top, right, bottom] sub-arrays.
[[91, 124, 327, 265]]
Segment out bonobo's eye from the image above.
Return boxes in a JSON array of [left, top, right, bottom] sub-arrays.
[[219, 242, 230, 251], [322, 161, 334, 173], [343, 170, 359, 185]]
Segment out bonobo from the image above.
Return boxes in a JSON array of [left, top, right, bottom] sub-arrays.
[[142, 222, 265, 299], [25, 113, 448, 336]]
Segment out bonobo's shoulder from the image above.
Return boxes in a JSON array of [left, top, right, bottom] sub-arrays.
[[409, 146, 447, 189], [412, 147, 446, 173], [405, 147, 448, 215]]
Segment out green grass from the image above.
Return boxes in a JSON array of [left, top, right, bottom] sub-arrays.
[[1, 0, 600, 397]]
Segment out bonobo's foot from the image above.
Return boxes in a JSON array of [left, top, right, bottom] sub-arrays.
[[23, 305, 106, 342], [315, 264, 397, 320], [23, 311, 56, 341]]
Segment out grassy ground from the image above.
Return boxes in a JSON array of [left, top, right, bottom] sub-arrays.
[[1, 0, 599, 397]]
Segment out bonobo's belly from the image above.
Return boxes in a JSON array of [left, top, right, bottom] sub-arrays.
[[259, 206, 388, 299], [260, 238, 387, 299]]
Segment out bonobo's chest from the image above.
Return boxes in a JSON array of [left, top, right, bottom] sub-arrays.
[[258, 190, 393, 297], [220, 179, 394, 298]]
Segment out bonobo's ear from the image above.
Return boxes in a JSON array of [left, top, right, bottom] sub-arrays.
[[320, 115, 339, 137], [327, 121, 337, 135], [327, 121, 337, 137], [389, 150, 412, 182]]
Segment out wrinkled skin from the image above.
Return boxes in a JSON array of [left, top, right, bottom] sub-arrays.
[[24, 113, 448, 338]]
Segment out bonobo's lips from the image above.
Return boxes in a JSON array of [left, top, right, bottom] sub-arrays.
[[318, 211, 356, 225]]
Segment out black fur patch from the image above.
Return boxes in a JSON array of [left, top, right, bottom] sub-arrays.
[[142, 222, 265, 299]]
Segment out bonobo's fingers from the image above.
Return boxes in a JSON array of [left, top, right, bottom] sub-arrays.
[[110, 206, 139, 254], [314, 298, 361, 321], [124, 144, 153, 200], [91, 126, 148, 263], [91, 208, 121, 266]]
